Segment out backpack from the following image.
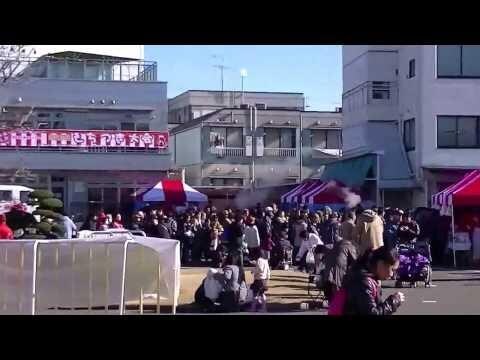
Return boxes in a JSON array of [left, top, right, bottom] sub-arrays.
[[328, 277, 378, 316]]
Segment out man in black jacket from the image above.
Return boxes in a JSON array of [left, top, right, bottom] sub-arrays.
[[227, 215, 246, 283]]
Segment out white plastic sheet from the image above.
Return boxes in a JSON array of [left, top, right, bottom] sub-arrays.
[[0, 236, 180, 314]]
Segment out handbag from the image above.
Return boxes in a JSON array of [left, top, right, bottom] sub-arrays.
[[306, 249, 315, 265]]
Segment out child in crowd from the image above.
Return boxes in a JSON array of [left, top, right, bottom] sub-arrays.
[[250, 250, 271, 312]]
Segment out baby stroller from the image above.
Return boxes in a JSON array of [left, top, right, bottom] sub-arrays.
[[307, 245, 329, 306], [395, 242, 432, 288]]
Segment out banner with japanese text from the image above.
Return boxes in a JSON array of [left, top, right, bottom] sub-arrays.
[[0, 130, 169, 149]]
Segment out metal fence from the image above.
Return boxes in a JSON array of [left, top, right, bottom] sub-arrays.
[[0, 235, 179, 315]]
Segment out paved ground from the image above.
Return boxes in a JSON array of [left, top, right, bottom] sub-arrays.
[[178, 267, 480, 315]]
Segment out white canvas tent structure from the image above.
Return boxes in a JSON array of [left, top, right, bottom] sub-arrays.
[[0, 234, 180, 314]]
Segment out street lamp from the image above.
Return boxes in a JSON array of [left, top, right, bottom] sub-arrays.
[[240, 68, 248, 104]]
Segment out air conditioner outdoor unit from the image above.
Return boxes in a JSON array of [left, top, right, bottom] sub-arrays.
[[240, 104, 249, 109], [255, 103, 267, 110]]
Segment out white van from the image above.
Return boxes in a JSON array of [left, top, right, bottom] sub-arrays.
[[0, 185, 34, 203]]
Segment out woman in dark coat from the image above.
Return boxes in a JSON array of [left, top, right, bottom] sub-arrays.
[[342, 246, 405, 315], [323, 239, 358, 301]]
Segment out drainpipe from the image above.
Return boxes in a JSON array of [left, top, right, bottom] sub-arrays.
[[299, 112, 303, 182]]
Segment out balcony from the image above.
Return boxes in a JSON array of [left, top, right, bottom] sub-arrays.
[[2, 55, 157, 82], [264, 147, 296, 157], [209, 146, 245, 157]]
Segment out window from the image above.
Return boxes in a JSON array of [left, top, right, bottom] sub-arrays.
[[437, 116, 480, 148], [136, 123, 150, 131], [311, 129, 341, 149], [0, 191, 12, 201], [209, 178, 243, 187], [437, 45, 480, 77], [121, 122, 135, 131], [20, 191, 30, 203], [209, 127, 243, 147], [264, 128, 296, 148], [53, 121, 65, 129], [408, 59, 416, 78], [403, 118, 415, 151], [371, 81, 390, 99]]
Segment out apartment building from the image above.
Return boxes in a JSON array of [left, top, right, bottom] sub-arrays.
[[170, 105, 342, 204], [341, 45, 480, 208], [0, 48, 171, 218], [168, 90, 305, 128]]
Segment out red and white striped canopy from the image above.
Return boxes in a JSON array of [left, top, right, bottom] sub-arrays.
[[281, 181, 324, 204], [142, 180, 208, 204], [431, 170, 480, 215]]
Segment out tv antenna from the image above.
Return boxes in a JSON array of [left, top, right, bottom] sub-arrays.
[[212, 55, 230, 92]]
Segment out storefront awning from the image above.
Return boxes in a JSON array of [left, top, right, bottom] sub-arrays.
[[320, 154, 375, 187], [432, 170, 480, 214]]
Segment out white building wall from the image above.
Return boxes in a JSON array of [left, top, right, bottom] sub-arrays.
[[174, 127, 202, 166], [419, 45, 480, 170]]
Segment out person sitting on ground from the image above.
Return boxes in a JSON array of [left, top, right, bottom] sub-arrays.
[[218, 255, 241, 312], [0, 214, 14, 240], [340, 246, 405, 315], [194, 268, 225, 313], [296, 229, 323, 272], [250, 250, 271, 312]]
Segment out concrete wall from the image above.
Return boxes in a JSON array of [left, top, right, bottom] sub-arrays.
[[174, 127, 202, 166]]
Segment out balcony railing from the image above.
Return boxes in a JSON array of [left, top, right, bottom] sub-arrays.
[[263, 147, 296, 157], [1, 56, 157, 82], [209, 146, 245, 157]]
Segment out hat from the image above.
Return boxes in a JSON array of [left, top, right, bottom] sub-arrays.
[[265, 206, 273, 212]]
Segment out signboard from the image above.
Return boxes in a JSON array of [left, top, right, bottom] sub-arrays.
[[256, 136, 264, 157], [245, 135, 253, 157], [0, 130, 169, 149]]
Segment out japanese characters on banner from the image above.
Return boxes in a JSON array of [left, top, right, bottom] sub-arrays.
[[0, 130, 169, 149]]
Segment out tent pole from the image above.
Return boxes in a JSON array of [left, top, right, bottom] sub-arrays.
[[451, 205, 456, 268]]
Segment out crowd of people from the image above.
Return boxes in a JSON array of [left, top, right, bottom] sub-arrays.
[[0, 198, 423, 314]]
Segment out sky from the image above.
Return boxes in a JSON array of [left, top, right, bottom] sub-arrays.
[[145, 45, 342, 111]]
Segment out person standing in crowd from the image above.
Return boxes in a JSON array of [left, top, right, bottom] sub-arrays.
[[0, 214, 14, 240], [397, 211, 420, 245], [62, 212, 77, 239], [384, 209, 402, 249], [341, 246, 405, 315], [355, 208, 384, 256], [323, 238, 358, 302], [293, 213, 308, 260], [227, 214, 246, 283], [296, 229, 322, 272], [182, 214, 197, 264], [244, 216, 261, 262], [96, 212, 109, 231], [250, 250, 271, 312], [321, 212, 341, 248], [166, 211, 177, 239], [339, 210, 357, 245], [112, 214, 124, 229], [158, 216, 171, 239]]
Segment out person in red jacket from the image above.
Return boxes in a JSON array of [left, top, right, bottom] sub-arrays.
[[0, 214, 14, 240]]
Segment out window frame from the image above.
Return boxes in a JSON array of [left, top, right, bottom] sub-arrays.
[[408, 59, 416, 78], [263, 127, 296, 149], [437, 115, 480, 149], [403, 118, 415, 151], [437, 45, 480, 78], [310, 129, 341, 150]]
